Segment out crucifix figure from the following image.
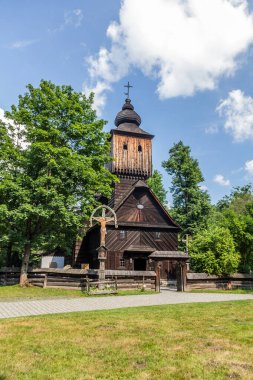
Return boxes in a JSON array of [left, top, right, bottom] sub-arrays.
[[90, 205, 118, 247], [124, 81, 133, 99]]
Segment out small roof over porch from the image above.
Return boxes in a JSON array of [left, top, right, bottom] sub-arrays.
[[149, 251, 189, 260], [124, 245, 155, 253]]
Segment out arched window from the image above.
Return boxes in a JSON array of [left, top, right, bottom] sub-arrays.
[[138, 144, 142, 152], [123, 143, 128, 150]]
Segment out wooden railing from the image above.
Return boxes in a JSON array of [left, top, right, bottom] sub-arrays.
[[186, 273, 253, 290], [0, 268, 156, 291]]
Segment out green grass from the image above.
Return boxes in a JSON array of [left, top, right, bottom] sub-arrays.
[[0, 285, 154, 301], [0, 301, 253, 380], [190, 288, 253, 294]]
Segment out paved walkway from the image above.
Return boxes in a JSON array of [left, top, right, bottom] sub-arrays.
[[0, 291, 253, 319]]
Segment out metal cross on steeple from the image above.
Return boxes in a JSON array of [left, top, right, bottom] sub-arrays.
[[124, 81, 133, 99]]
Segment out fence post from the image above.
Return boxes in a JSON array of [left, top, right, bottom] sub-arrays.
[[115, 276, 118, 291], [43, 274, 48, 288]]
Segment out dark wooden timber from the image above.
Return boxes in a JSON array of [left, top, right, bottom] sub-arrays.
[[73, 97, 189, 287]]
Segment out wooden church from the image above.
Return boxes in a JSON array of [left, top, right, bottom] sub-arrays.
[[73, 92, 188, 280]]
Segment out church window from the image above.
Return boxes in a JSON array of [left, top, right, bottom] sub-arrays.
[[155, 232, 161, 240], [138, 144, 142, 152], [120, 258, 125, 267], [119, 230, 127, 240], [123, 143, 128, 150]]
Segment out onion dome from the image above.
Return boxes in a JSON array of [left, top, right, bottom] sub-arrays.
[[114, 98, 141, 127]]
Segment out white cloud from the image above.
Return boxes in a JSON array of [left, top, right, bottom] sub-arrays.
[[217, 89, 253, 142], [64, 9, 83, 28], [0, 108, 28, 149], [83, 81, 112, 116], [8, 40, 37, 49], [85, 0, 253, 112], [205, 124, 219, 135], [245, 159, 253, 175], [0, 108, 9, 124], [213, 174, 231, 186], [199, 184, 208, 191], [50, 9, 84, 33]]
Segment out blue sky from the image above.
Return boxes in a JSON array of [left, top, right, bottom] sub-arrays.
[[1, 0, 253, 205]]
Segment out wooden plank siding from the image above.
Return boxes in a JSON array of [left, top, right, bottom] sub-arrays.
[[75, 227, 178, 272], [111, 134, 152, 178], [74, 182, 180, 279], [108, 178, 136, 208], [116, 188, 172, 225]]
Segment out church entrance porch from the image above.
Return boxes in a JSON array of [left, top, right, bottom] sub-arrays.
[[149, 251, 189, 292], [134, 258, 147, 271], [124, 245, 154, 272]]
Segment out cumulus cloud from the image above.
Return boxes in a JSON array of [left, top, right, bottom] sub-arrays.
[[0, 108, 27, 149], [213, 174, 231, 186], [83, 81, 112, 116], [217, 89, 253, 142], [0, 108, 9, 124], [85, 0, 253, 112], [245, 159, 253, 176]]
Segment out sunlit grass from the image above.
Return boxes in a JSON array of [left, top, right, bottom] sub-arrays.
[[0, 285, 154, 301], [0, 301, 253, 379], [190, 288, 253, 294]]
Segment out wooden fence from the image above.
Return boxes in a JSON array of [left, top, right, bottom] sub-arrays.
[[2, 268, 252, 291], [186, 272, 253, 290], [0, 268, 156, 291]]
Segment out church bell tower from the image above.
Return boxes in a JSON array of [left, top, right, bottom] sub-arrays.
[[110, 98, 153, 179], [109, 86, 154, 206]]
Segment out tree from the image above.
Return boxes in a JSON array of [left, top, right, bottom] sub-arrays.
[[147, 169, 167, 205], [0, 80, 116, 285], [217, 185, 253, 213], [162, 141, 211, 235], [0, 120, 24, 267], [218, 186, 253, 273], [189, 225, 240, 275]]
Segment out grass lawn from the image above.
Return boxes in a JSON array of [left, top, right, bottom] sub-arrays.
[[0, 285, 154, 301], [0, 301, 253, 380], [190, 289, 253, 294]]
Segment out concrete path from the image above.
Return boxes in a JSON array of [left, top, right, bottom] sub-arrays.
[[0, 290, 253, 319]]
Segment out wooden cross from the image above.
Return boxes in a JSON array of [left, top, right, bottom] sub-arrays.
[[182, 234, 189, 254], [90, 205, 118, 247], [124, 81, 133, 99]]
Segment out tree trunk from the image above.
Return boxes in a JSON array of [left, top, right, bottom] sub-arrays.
[[19, 242, 31, 286]]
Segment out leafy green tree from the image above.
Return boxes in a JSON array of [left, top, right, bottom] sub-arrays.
[[190, 225, 240, 275], [217, 185, 253, 213], [162, 141, 211, 235], [218, 186, 253, 273], [0, 120, 24, 267], [0, 80, 116, 285], [147, 169, 167, 205]]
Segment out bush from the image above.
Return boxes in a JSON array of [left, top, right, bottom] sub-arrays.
[[190, 226, 240, 275]]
